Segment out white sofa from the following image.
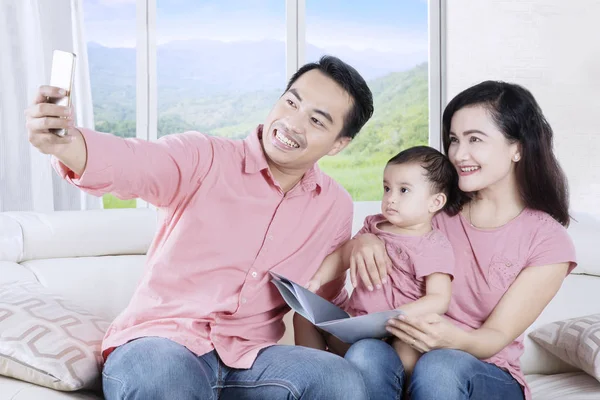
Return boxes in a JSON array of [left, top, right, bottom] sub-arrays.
[[0, 202, 599, 399]]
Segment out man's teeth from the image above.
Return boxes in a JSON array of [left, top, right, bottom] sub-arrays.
[[275, 130, 300, 148], [461, 166, 480, 172]]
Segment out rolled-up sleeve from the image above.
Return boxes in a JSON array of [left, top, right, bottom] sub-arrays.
[[52, 128, 214, 207]]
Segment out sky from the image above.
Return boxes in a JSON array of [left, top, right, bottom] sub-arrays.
[[82, 0, 428, 53]]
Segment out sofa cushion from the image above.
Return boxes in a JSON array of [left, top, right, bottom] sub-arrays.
[[529, 313, 600, 382], [3, 209, 157, 262], [0, 375, 101, 400], [0, 262, 37, 285], [22, 255, 146, 321], [0, 215, 23, 262], [522, 274, 600, 375], [0, 281, 109, 391], [526, 372, 600, 399]]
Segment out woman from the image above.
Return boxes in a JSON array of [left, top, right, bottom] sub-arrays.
[[343, 81, 576, 400]]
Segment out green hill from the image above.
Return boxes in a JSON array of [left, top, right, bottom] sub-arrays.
[[95, 62, 429, 205], [319, 62, 429, 200]]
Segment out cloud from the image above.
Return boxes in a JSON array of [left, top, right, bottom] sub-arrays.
[[97, 0, 136, 5], [306, 18, 427, 53]]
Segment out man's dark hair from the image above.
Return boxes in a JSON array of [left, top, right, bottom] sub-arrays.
[[388, 146, 462, 216], [285, 55, 374, 139]]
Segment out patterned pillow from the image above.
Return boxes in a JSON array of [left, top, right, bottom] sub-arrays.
[[0, 281, 110, 391], [529, 313, 600, 382]]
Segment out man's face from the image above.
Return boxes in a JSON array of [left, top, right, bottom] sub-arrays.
[[262, 69, 353, 172]]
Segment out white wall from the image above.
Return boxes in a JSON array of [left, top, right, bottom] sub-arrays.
[[445, 0, 600, 216]]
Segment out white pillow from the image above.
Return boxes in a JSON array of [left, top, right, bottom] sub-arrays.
[[0, 281, 109, 391], [529, 313, 600, 382]]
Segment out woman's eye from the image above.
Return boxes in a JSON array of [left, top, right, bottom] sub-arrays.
[[449, 137, 458, 143], [286, 99, 296, 108], [311, 117, 323, 127], [470, 136, 481, 142]]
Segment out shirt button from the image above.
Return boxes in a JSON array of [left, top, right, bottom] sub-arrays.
[[251, 271, 258, 278], [241, 297, 247, 304]]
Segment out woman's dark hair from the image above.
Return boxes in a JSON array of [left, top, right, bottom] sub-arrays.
[[285, 55, 374, 139], [388, 146, 462, 216], [442, 81, 570, 226]]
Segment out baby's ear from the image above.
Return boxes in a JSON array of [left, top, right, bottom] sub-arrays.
[[429, 192, 447, 213]]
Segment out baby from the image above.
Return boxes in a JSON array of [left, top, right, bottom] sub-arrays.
[[294, 145, 461, 374]]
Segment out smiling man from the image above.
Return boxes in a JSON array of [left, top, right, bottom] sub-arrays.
[[25, 56, 374, 399]]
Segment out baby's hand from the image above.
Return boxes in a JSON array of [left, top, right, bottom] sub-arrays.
[[305, 278, 322, 293]]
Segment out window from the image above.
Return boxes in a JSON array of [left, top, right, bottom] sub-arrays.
[[306, 0, 431, 200], [83, 0, 440, 207], [82, 0, 137, 208], [156, 0, 286, 139]]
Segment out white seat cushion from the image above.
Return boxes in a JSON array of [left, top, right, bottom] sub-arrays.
[[522, 274, 600, 375], [0, 375, 101, 399], [21, 255, 147, 321], [527, 372, 600, 399]]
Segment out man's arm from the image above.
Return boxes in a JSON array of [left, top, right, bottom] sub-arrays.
[[26, 86, 214, 207]]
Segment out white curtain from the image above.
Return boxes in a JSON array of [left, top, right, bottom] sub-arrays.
[[0, 0, 101, 212]]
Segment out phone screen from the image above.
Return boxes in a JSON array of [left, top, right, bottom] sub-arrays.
[[48, 50, 76, 136]]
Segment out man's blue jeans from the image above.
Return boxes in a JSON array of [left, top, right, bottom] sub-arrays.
[[344, 339, 524, 400], [102, 337, 368, 399]]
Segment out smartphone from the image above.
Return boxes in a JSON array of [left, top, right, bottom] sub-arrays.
[[48, 50, 76, 137]]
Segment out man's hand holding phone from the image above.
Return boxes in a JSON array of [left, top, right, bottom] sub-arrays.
[[25, 85, 87, 176]]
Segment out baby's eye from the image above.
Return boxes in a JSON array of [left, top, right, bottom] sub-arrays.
[[384, 186, 390, 193], [401, 187, 409, 193]]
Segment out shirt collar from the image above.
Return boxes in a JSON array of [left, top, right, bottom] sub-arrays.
[[243, 125, 323, 193]]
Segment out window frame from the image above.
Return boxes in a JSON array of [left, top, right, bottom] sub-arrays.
[[133, 0, 444, 207]]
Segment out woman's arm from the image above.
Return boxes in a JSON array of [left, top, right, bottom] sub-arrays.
[[386, 262, 570, 357], [455, 262, 569, 359]]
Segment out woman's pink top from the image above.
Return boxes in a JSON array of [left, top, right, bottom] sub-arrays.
[[433, 209, 577, 400]]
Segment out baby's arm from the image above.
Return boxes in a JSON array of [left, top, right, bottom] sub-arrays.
[[295, 242, 352, 347], [397, 273, 452, 316], [306, 244, 349, 292]]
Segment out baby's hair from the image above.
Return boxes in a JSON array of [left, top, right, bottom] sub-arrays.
[[387, 146, 463, 215]]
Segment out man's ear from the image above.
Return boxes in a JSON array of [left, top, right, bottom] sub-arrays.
[[429, 192, 447, 214], [327, 136, 352, 156]]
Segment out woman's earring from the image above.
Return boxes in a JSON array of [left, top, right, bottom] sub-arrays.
[[513, 154, 521, 162]]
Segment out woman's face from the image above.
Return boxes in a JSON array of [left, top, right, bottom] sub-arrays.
[[447, 105, 520, 194]]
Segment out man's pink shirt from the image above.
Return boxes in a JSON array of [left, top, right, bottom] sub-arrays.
[[52, 126, 352, 369], [434, 210, 577, 400]]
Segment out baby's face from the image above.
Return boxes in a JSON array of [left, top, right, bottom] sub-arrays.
[[381, 163, 438, 229]]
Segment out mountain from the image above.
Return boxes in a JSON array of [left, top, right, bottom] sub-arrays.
[[87, 40, 429, 202], [88, 40, 428, 144]]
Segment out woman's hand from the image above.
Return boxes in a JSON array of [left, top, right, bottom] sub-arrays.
[[386, 313, 464, 354], [347, 233, 392, 291]]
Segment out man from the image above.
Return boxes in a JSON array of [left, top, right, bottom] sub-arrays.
[[25, 56, 374, 399]]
